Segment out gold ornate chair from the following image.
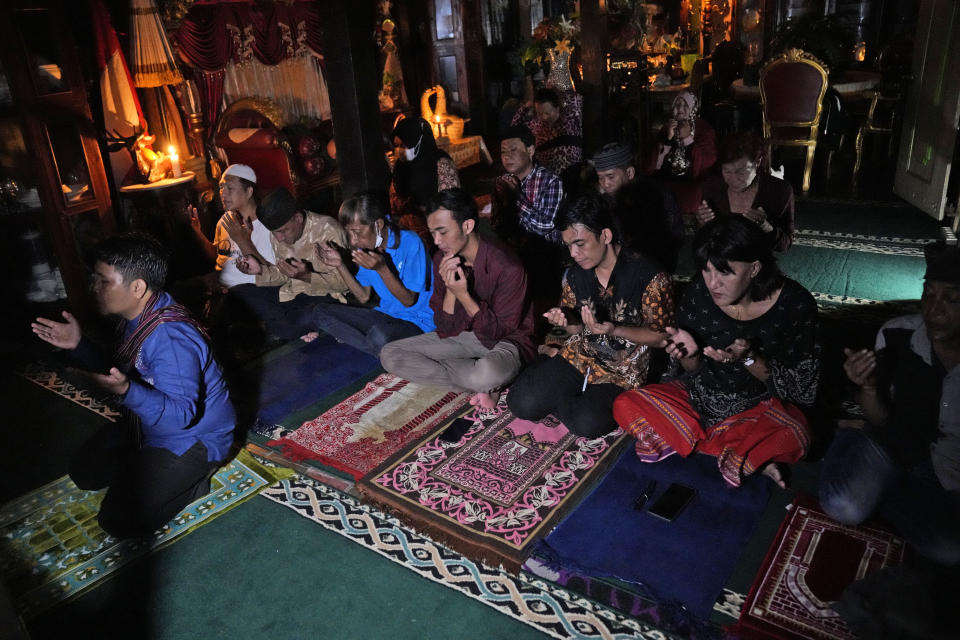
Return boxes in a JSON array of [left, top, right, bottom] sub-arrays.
[[213, 97, 300, 194], [759, 49, 829, 192]]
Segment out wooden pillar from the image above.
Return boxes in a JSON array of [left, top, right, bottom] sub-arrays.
[[579, 0, 608, 154], [316, 0, 390, 197]]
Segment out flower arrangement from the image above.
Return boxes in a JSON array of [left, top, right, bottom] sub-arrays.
[[519, 13, 580, 76]]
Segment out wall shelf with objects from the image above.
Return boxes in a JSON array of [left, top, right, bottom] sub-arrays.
[[0, 0, 116, 317]]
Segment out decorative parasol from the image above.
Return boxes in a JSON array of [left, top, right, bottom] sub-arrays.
[[130, 0, 182, 87]]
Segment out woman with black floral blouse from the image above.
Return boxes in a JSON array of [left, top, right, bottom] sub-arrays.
[[614, 216, 818, 488], [508, 193, 674, 438]]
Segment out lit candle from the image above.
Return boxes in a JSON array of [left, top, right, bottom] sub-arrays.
[[433, 115, 442, 138], [168, 145, 182, 178]]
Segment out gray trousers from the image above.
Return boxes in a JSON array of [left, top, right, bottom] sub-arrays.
[[379, 331, 522, 393]]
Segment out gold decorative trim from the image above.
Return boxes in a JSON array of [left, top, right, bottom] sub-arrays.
[[216, 97, 289, 132], [760, 49, 829, 192], [214, 97, 298, 188]]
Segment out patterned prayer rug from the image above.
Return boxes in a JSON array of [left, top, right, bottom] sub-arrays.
[[261, 474, 675, 640], [359, 396, 628, 572], [0, 450, 294, 618], [263, 373, 470, 480], [732, 495, 906, 640], [18, 363, 121, 422]]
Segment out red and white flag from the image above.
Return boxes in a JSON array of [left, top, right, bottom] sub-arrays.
[[91, 0, 145, 183]]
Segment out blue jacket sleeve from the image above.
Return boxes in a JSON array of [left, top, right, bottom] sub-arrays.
[[122, 324, 208, 436], [396, 232, 430, 294]]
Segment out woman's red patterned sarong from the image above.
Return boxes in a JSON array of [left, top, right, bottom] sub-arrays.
[[613, 381, 810, 487]]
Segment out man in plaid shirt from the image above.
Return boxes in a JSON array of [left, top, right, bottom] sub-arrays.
[[494, 125, 565, 245]]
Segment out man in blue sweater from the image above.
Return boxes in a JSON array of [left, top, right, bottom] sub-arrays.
[[32, 233, 235, 538]]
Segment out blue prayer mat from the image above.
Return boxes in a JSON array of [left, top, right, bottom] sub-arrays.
[[535, 448, 771, 619], [247, 336, 380, 427]]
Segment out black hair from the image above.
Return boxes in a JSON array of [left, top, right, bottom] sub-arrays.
[[502, 124, 535, 148], [693, 216, 782, 300], [93, 232, 168, 292], [426, 188, 478, 226], [717, 131, 766, 166], [534, 87, 561, 108], [555, 192, 621, 245], [339, 189, 400, 250]]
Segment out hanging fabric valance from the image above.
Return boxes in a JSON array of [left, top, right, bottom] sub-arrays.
[[170, 0, 324, 71], [169, 0, 325, 136]]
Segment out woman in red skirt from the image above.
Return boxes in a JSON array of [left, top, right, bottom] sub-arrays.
[[613, 216, 818, 487]]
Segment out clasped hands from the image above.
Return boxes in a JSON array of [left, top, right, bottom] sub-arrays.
[[315, 241, 386, 272], [543, 305, 614, 335], [31, 311, 130, 395], [843, 347, 877, 390], [695, 201, 772, 233], [438, 253, 469, 297], [664, 327, 752, 364], [237, 254, 312, 281]]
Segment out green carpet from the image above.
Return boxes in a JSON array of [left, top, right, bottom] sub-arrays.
[[778, 245, 925, 300], [0, 450, 293, 619], [26, 496, 554, 640]]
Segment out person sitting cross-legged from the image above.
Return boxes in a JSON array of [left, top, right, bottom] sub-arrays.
[[507, 192, 674, 437], [234, 187, 350, 341], [301, 191, 434, 356], [379, 188, 535, 410], [188, 163, 276, 290], [613, 216, 818, 488], [819, 242, 960, 565], [31, 233, 235, 538]]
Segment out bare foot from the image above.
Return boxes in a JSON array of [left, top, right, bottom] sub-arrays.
[[537, 344, 560, 357], [469, 391, 500, 410], [300, 331, 319, 343], [761, 462, 787, 489]]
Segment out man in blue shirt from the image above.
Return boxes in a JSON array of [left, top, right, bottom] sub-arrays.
[[32, 233, 235, 538], [305, 191, 434, 356]]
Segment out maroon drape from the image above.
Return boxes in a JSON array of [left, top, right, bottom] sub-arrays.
[[171, 0, 325, 133]]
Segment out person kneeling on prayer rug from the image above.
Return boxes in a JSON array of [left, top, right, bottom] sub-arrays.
[[508, 192, 674, 437], [31, 233, 235, 538], [613, 216, 818, 487]]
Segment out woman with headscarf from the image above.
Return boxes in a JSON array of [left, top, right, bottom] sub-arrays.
[[645, 90, 717, 215], [390, 117, 460, 243]]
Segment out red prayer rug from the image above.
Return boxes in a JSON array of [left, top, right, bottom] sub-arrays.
[[732, 495, 906, 640], [266, 373, 470, 480], [359, 395, 628, 572]]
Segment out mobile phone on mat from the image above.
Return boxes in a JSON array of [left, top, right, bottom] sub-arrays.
[[647, 483, 696, 522], [438, 417, 473, 443]]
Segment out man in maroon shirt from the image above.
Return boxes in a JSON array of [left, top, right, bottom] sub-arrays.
[[380, 188, 535, 409]]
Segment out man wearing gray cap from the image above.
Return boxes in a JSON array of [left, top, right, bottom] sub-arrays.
[[820, 242, 960, 565], [236, 187, 349, 340], [590, 142, 684, 272]]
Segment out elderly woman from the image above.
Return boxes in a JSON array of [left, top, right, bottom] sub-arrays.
[[613, 216, 818, 488], [512, 87, 583, 180], [696, 132, 795, 252], [645, 90, 716, 215], [304, 191, 435, 356], [390, 117, 460, 242]]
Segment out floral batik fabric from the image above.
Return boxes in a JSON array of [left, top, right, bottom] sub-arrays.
[[558, 250, 673, 389]]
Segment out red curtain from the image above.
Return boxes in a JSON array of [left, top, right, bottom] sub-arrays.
[[171, 0, 325, 134]]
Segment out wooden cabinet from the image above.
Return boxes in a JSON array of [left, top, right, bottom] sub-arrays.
[[427, 0, 487, 131], [0, 0, 116, 314]]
